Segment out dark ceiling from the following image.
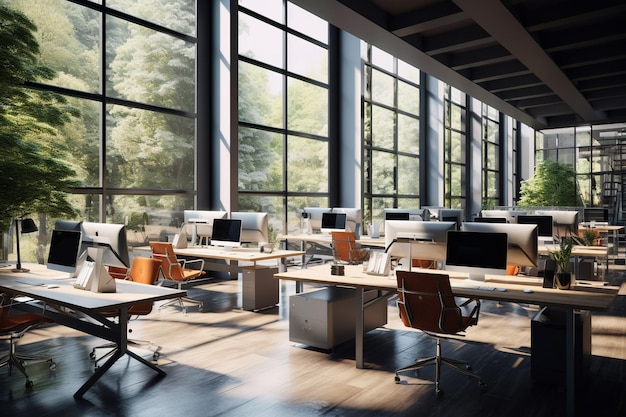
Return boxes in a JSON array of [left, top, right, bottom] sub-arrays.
[[293, 0, 626, 131]]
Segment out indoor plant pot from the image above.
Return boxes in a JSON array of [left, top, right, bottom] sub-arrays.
[[551, 237, 574, 290]]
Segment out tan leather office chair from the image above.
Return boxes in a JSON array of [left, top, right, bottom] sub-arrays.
[[0, 294, 55, 388], [90, 257, 163, 367], [330, 231, 369, 264], [149, 241, 206, 313], [394, 270, 485, 396]]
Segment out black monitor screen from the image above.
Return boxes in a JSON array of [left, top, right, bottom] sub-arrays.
[[583, 208, 608, 222], [385, 212, 410, 221], [47, 230, 82, 273], [474, 217, 507, 223], [517, 215, 553, 238], [321, 213, 347, 230], [446, 231, 508, 270], [211, 218, 242, 244]]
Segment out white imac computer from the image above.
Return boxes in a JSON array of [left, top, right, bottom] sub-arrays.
[[438, 209, 464, 230], [304, 207, 332, 233], [230, 212, 269, 245], [480, 209, 527, 223], [183, 210, 228, 245], [384, 220, 456, 269], [80, 222, 131, 268], [517, 215, 554, 244], [210, 218, 242, 248], [535, 210, 579, 238], [331, 207, 362, 238], [47, 229, 83, 276], [320, 212, 347, 234], [461, 222, 539, 268], [383, 208, 427, 222], [445, 230, 509, 281]]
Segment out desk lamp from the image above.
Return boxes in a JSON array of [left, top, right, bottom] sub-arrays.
[[12, 217, 38, 273]]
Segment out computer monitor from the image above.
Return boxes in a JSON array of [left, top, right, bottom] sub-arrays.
[[474, 216, 507, 223], [445, 230, 508, 281], [461, 222, 538, 267], [517, 215, 554, 238], [383, 208, 426, 222], [320, 212, 347, 234], [583, 208, 608, 223], [304, 207, 332, 233], [183, 210, 228, 243], [535, 210, 579, 238], [81, 222, 130, 268], [384, 220, 456, 262], [230, 211, 269, 244], [331, 207, 362, 238], [47, 229, 83, 275], [438, 209, 464, 230], [480, 209, 527, 223], [54, 219, 82, 231], [210, 218, 242, 248]]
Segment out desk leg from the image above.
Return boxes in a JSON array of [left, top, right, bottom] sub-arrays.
[[355, 288, 365, 369], [73, 308, 166, 399], [566, 308, 576, 417]]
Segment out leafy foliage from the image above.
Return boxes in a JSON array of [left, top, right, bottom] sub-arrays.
[[0, 3, 80, 232], [517, 161, 583, 207], [550, 237, 574, 274]]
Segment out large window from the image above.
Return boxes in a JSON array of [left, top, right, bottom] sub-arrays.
[[10, 0, 197, 264], [444, 86, 466, 209], [238, 1, 329, 238], [362, 45, 421, 226], [482, 104, 500, 209]]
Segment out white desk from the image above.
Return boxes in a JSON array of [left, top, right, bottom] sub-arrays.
[[174, 246, 304, 310], [275, 264, 619, 417], [0, 264, 185, 399]]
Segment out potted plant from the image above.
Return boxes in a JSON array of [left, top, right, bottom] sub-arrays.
[[551, 237, 574, 289], [580, 228, 599, 246]]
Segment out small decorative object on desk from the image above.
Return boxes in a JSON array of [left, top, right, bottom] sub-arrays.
[[365, 251, 391, 276], [330, 264, 344, 276], [550, 237, 574, 290]]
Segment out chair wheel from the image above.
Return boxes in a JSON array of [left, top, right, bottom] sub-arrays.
[[479, 380, 487, 389], [152, 352, 160, 362], [394, 374, 400, 384], [49, 361, 57, 371], [25, 380, 33, 388], [89, 351, 96, 360]]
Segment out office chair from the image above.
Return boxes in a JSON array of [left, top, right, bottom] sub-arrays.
[[330, 231, 369, 264], [149, 241, 206, 313], [0, 294, 56, 388], [394, 270, 486, 396], [90, 257, 163, 367]]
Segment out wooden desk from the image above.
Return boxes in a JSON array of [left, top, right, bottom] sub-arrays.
[[580, 223, 625, 255], [0, 264, 185, 399], [277, 233, 386, 248], [275, 264, 619, 417]]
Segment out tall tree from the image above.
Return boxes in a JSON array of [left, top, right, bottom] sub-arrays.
[[0, 3, 79, 234], [517, 161, 584, 207]]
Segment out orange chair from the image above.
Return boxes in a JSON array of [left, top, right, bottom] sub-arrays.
[[90, 257, 163, 366], [330, 231, 369, 264], [149, 241, 206, 312], [0, 294, 55, 388], [394, 271, 485, 396]]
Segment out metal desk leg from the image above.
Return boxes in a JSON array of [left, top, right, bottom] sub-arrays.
[[565, 308, 576, 417], [355, 287, 365, 369]]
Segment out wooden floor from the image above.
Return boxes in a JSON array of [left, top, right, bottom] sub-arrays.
[[2, 265, 626, 417]]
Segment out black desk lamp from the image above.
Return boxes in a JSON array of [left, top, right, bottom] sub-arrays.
[[12, 218, 38, 273]]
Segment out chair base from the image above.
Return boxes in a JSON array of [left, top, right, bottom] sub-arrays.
[[158, 296, 203, 314], [0, 350, 56, 388], [394, 338, 486, 395]]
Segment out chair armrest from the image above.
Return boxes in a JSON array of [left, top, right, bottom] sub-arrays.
[[181, 258, 205, 271]]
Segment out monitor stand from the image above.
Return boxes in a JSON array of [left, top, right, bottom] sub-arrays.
[[73, 247, 117, 293]]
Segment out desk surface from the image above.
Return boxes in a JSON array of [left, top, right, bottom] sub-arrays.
[[275, 264, 619, 311], [538, 244, 608, 257], [0, 264, 185, 312], [174, 246, 304, 262]]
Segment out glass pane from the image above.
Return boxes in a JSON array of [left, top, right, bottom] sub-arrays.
[[398, 114, 419, 155], [287, 2, 327, 43], [450, 103, 464, 131], [372, 106, 395, 149], [287, 34, 328, 83], [239, 13, 284, 68], [398, 156, 419, 195], [397, 80, 419, 115], [450, 164, 465, 198], [239, 62, 284, 128], [238, 194, 283, 244], [372, 151, 395, 194], [450, 130, 464, 163], [372, 69, 394, 107], [398, 60, 419, 84], [106, 105, 195, 189], [106, 16, 196, 112], [240, 0, 284, 24], [106, 195, 195, 245], [16, 1, 100, 93], [287, 136, 328, 192], [238, 127, 281, 191], [371, 46, 393, 72], [107, 0, 196, 36], [287, 78, 328, 136]]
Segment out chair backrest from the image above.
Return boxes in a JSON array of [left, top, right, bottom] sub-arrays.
[[395, 271, 471, 334], [149, 241, 185, 280], [331, 231, 358, 263], [129, 257, 162, 285]]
